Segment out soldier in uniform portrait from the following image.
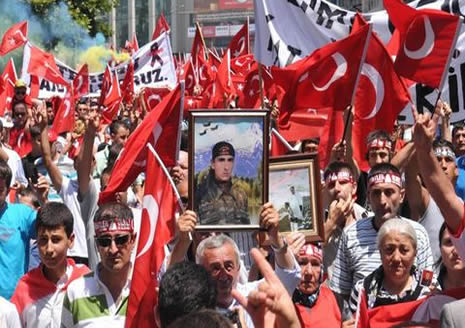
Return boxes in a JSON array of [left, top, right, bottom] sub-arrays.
[[195, 141, 250, 225]]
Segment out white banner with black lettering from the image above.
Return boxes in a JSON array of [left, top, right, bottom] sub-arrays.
[[254, 0, 465, 124], [21, 32, 177, 99]]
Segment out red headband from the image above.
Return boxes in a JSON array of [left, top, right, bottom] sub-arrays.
[[94, 218, 134, 235], [368, 173, 402, 189], [367, 138, 392, 150], [325, 171, 354, 186], [299, 244, 323, 262]]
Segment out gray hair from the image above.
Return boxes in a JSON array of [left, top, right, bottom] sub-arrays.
[[377, 218, 417, 250], [196, 234, 241, 266]]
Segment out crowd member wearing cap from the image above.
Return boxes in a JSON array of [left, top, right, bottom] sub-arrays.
[[61, 203, 136, 327], [404, 139, 457, 263], [195, 141, 249, 225], [349, 219, 431, 314], [329, 163, 433, 309], [323, 162, 371, 280], [290, 240, 342, 327]]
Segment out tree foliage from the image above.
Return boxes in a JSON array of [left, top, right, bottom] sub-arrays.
[[29, 0, 118, 38]]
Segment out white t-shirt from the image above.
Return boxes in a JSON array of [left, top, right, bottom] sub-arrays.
[[0, 296, 21, 328], [4, 146, 27, 187], [59, 177, 88, 259]]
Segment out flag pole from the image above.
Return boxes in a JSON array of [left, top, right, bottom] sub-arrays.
[[195, 22, 209, 60], [271, 128, 293, 151], [340, 105, 353, 143], [247, 16, 250, 54], [175, 81, 185, 163], [258, 63, 264, 109]]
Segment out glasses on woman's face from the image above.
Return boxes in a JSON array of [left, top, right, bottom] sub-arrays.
[[15, 90, 26, 95], [95, 234, 131, 248]]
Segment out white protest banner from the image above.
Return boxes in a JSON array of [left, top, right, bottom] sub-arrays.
[[21, 32, 177, 100], [254, 0, 465, 124]]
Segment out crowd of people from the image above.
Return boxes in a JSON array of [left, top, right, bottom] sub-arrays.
[[0, 76, 465, 328]]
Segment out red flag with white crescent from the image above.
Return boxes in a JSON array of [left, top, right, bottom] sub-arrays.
[[351, 14, 411, 172], [272, 24, 371, 112], [143, 87, 170, 111], [72, 64, 89, 99], [50, 90, 75, 136], [0, 58, 17, 115], [125, 144, 178, 328], [99, 84, 182, 204], [26, 44, 69, 87], [101, 70, 122, 124], [121, 60, 135, 105], [227, 22, 249, 59], [384, 0, 461, 89], [152, 13, 171, 41], [0, 21, 27, 56]]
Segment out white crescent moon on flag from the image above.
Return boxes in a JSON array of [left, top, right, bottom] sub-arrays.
[[234, 37, 245, 57], [75, 76, 83, 92], [312, 53, 347, 91], [404, 16, 435, 60], [185, 75, 194, 89], [200, 66, 207, 81], [137, 194, 159, 258], [63, 99, 71, 118], [359, 63, 385, 120]]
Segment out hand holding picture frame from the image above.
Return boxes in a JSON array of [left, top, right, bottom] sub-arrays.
[[188, 110, 269, 230], [269, 153, 324, 242]]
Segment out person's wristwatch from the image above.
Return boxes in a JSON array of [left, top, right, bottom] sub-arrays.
[[270, 237, 288, 254]]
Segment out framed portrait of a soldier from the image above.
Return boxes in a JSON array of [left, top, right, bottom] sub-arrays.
[[269, 153, 324, 242], [188, 110, 269, 230]]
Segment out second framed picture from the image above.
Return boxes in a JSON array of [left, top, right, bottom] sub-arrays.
[[269, 153, 324, 242], [189, 110, 270, 230]]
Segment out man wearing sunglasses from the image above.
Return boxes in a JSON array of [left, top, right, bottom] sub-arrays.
[[61, 202, 136, 327]]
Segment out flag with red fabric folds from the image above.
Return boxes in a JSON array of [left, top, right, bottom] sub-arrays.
[[0, 21, 27, 56], [125, 144, 178, 328], [0, 58, 17, 116], [121, 61, 135, 105], [72, 64, 89, 99], [191, 25, 206, 67], [351, 14, 411, 172], [384, 0, 461, 89], [143, 87, 170, 111], [211, 50, 236, 108], [318, 108, 344, 170], [50, 90, 75, 136], [99, 84, 182, 204], [231, 54, 255, 76], [270, 128, 293, 156], [101, 69, 122, 124], [26, 44, 69, 87], [228, 22, 249, 59], [152, 13, 171, 40], [272, 24, 371, 112], [181, 59, 196, 96]]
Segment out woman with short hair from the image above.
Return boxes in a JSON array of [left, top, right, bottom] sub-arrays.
[[349, 218, 431, 313]]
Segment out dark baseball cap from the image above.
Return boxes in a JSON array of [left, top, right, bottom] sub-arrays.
[[212, 141, 235, 159]]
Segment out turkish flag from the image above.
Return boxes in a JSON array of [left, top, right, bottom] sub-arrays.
[[0, 58, 17, 116], [132, 33, 139, 52], [101, 69, 122, 124], [272, 24, 371, 112], [121, 60, 135, 105], [50, 91, 75, 136], [357, 287, 465, 327], [197, 55, 215, 91], [125, 145, 178, 328], [143, 87, 170, 111], [231, 54, 255, 76], [228, 22, 249, 59], [181, 59, 196, 96], [26, 44, 69, 87], [384, 0, 461, 89], [183, 95, 203, 116], [271, 129, 292, 156], [99, 84, 182, 204], [72, 64, 89, 99], [318, 109, 344, 170], [352, 14, 411, 172], [212, 50, 236, 108], [0, 21, 27, 56], [191, 25, 206, 67], [152, 14, 171, 40], [208, 50, 222, 73]]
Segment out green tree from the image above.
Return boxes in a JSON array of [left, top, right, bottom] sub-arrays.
[[29, 0, 118, 39]]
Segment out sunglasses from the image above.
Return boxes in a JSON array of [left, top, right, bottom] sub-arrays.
[[95, 234, 131, 248], [15, 91, 26, 95]]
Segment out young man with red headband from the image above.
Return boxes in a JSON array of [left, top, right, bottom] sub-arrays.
[[329, 163, 433, 306], [323, 161, 371, 280], [292, 242, 342, 328], [61, 203, 137, 327]]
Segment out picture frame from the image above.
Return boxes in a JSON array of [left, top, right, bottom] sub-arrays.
[[269, 153, 325, 242], [189, 110, 270, 230]]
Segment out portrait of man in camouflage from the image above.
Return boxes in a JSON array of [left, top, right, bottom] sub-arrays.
[[195, 141, 250, 225]]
